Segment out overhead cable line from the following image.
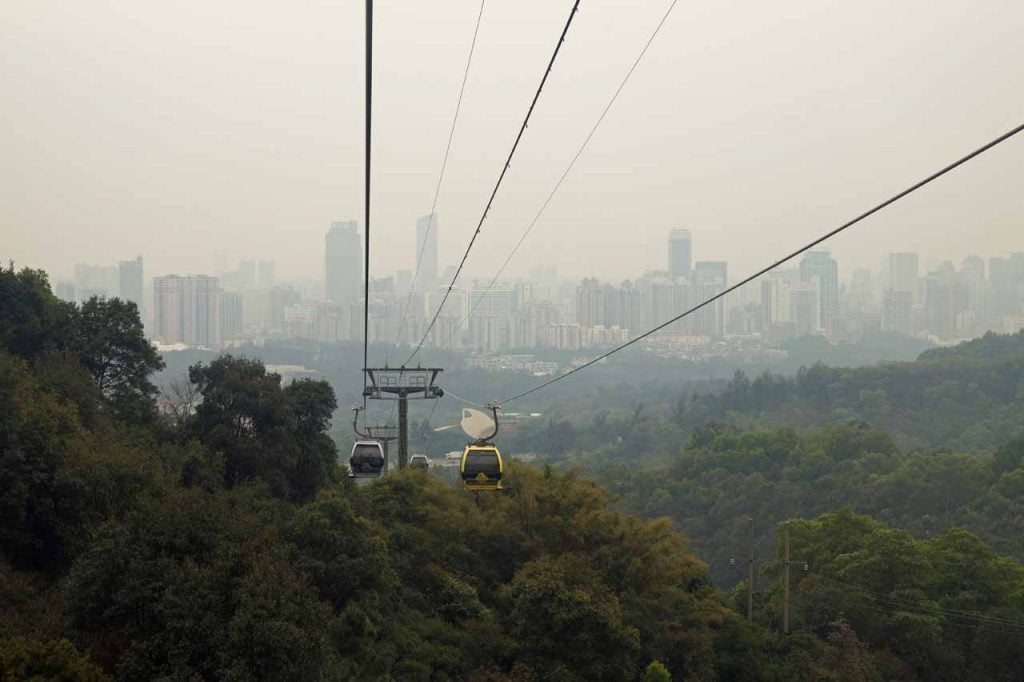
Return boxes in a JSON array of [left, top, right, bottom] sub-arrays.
[[406, 0, 584, 366], [820, 588, 1024, 637], [495, 120, 1024, 405], [464, 0, 679, 323], [444, 391, 487, 405], [813, 575, 1024, 629], [362, 0, 373, 406], [394, 0, 488, 346], [419, 398, 441, 439]]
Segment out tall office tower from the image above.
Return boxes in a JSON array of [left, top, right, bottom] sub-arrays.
[[667, 229, 692, 281], [800, 251, 838, 323], [416, 213, 439, 288], [257, 260, 275, 289], [118, 256, 144, 309], [693, 260, 728, 287], [923, 268, 970, 339], [886, 252, 920, 302], [153, 275, 222, 346], [221, 291, 244, 340], [325, 221, 362, 305]]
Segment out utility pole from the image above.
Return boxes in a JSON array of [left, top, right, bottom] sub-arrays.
[[783, 521, 790, 633], [730, 517, 758, 622], [363, 367, 443, 470], [731, 518, 806, 630], [776, 520, 807, 634], [747, 516, 755, 622]]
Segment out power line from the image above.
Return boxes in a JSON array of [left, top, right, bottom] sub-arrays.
[[464, 0, 679, 324], [394, 0, 488, 346], [444, 389, 486, 408], [362, 0, 373, 404], [406, 0, 583, 366], [819, 587, 1024, 638], [495, 120, 1024, 405], [813, 575, 1024, 629]]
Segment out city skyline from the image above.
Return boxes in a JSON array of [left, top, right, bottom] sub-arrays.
[[55, 228, 1024, 352]]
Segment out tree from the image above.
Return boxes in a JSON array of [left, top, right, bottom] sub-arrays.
[[189, 356, 338, 500], [643, 660, 671, 682], [507, 554, 641, 680], [0, 266, 70, 360], [69, 296, 163, 422], [0, 637, 109, 681], [160, 372, 202, 432]]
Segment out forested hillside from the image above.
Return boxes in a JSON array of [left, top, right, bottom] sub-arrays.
[[3, 265, 1024, 681], [677, 332, 1024, 451], [598, 423, 1024, 587]]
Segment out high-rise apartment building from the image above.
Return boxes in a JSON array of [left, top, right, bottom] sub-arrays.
[[800, 251, 838, 323], [416, 214, 439, 288], [886, 252, 920, 302], [667, 229, 692, 281], [761, 271, 793, 332], [153, 275, 222, 346], [325, 221, 362, 305], [221, 291, 243, 340], [118, 256, 143, 308]]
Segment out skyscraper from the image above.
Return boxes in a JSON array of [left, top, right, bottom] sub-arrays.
[[923, 268, 970, 339], [800, 251, 838, 323], [886, 252, 920, 302], [416, 213, 439, 288], [221, 291, 243, 340], [325, 221, 362, 305], [667, 229, 692, 281], [153, 275, 222, 346], [118, 256, 143, 308]]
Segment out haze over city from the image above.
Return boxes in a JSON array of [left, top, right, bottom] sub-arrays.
[[4, 0, 1024, 285]]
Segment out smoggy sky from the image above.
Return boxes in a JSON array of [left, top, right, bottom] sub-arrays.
[[3, 0, 1023, 287]]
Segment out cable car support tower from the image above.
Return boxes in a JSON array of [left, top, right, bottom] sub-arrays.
[[363, 367, 444, 470]]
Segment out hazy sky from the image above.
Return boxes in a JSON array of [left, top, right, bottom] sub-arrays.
[[3, 0, 1023, 287]]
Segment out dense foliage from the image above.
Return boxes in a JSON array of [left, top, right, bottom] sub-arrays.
[[3, 266, 1023, 680], [601, 423, 1024, 586], [676, 332, 1024, 451]]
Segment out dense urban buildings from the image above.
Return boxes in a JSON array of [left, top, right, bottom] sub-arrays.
[[52, 227, 1024, 353], [153, 275, 222, 346]]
